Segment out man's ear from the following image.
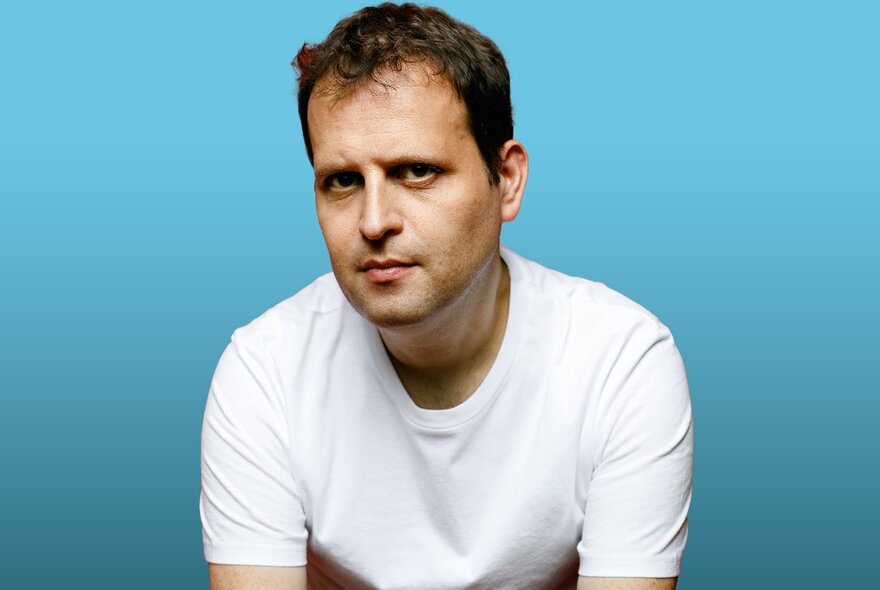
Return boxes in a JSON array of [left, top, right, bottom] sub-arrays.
[[497, 139, 528, 222]]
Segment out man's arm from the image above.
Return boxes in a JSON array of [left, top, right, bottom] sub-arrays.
[[201, 336, 310, 579], [576, 321, 692, 588], [578, 576, 677, 590], [208, 564, 307, 590]]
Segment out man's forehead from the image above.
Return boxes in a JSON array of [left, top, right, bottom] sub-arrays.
[[307, 64, 472, 175], [307, 76, 461, 139], [310, 63, 461, 113]]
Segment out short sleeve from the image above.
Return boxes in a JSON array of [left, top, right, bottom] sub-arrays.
[[578, 321, 694, 577], [199, 330, 308, 566]]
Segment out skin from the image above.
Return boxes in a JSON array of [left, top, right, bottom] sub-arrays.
[[209, 65, 677, 590], [208, 564, 305, 589], [579, 577, 677, 590]]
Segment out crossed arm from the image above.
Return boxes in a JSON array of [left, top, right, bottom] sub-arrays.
[[208, 564, 676, 589]]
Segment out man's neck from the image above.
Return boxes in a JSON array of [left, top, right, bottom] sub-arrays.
[[378, 255, 511, 410]]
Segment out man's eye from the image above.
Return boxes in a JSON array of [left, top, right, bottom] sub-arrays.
[[400, 164, 440, 182], [328, 173, 361, 190]]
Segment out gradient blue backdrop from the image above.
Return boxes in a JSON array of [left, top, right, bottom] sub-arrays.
[[1, 1, 877, 588]]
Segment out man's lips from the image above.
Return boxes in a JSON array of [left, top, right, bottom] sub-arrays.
[[360, 259, 416, 283]]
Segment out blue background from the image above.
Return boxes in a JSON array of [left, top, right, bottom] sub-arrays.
[[2, 1, 877, 587]]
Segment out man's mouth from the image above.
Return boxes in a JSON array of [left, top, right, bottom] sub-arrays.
[[360, 259, 416, 284]]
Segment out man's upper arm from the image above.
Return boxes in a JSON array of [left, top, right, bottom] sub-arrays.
[[578, 576, 677, 590], [577, 320, 693, 578], [209, 564, 307, 590], [200, 333, 308, 567]]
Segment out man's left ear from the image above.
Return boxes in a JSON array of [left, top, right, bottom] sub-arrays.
[[497, 139, 528, 222]]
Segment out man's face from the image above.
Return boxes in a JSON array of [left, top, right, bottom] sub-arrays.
[[308, 67, 506, 328]]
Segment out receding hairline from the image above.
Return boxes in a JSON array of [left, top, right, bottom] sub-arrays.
[[309, 58, 462, 110]]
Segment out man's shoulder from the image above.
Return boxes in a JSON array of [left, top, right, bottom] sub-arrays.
[[510, 251, 686, 405], [228, 272, 350, 348], [509, 248, 666, 335]]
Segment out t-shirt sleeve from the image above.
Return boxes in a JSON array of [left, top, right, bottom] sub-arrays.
[[199, 330, 308, 566], [577, 320, 694, 578]]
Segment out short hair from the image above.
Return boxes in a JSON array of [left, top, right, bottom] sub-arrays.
[[292, 2, 512, 184]]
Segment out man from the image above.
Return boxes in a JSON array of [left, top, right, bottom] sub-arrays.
[[200, 4, 693, 589]]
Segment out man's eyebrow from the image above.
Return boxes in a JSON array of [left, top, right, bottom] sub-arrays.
[[314, 165, 350, 179], [314, 154, 449, 179]]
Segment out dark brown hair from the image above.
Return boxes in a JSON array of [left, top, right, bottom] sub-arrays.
[[292, 3, 512, 184]]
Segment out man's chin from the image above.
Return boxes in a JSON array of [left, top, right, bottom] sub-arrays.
[[354, 304, 432, 330], [342, 290, 439, 330]]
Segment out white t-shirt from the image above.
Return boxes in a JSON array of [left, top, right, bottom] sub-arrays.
[[200, 247, 693, 589]]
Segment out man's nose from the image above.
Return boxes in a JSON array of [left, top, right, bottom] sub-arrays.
[[359, 178, 403, 241]]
